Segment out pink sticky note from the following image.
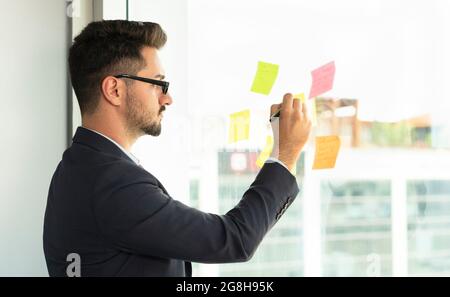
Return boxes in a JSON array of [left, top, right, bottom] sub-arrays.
[[308, 61, 335, 99]]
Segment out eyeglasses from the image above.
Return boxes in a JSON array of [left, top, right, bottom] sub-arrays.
[[114, 74, 169, 95]]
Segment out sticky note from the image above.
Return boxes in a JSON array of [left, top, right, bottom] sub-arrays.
[[312, 135, 341, 170], [293, 93, 306, 103], [256, 136, 274, 168], [250, 61, 279, 95], [308, 61, 335, 99], [228, 109, 251, 143]]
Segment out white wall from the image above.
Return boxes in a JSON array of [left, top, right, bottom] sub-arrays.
[[0, 0, 68, 276]]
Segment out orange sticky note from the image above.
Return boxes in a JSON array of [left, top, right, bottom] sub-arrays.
[[313, 136, 341, 169], [228, 109, 251, 143], [308, 61, 335, 99]]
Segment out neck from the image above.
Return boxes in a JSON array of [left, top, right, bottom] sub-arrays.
[[81, 114, 139, 152]]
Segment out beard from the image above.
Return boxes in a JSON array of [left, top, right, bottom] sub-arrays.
[[125, 90, 164, 137]]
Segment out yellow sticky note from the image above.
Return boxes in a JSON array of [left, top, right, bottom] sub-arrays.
[[228, 109, 251, 143], [293, 93, 305, 103], [256, 136, 274, 168], [313, 136, 341, 170], [250, 61, 279, 95]]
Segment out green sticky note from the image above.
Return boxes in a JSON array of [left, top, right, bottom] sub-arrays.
[[250, 61, 279, 95]]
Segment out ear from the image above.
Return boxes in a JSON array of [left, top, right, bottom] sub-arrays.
[[100, 76, 125, 107]]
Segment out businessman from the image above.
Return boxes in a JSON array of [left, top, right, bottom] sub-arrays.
[[43, 20, 311, 277]]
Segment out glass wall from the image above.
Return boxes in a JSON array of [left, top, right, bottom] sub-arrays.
[[408, 180, 450, 276], [102, 0, 450, 276]]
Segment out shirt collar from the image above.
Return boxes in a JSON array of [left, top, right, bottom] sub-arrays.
[[81, 127, 140, 165]]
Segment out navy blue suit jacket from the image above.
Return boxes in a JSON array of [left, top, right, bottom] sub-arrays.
[[43, 127, 299, 276]]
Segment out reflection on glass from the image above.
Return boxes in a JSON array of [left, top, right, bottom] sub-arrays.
[[408, 180, 450, 276], [321, 180, 392, 276]]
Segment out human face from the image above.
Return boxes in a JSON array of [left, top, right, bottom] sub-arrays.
[[125, 47, 172, 137]]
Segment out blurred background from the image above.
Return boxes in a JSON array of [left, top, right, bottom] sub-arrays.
[[1, 0, 450, 276]]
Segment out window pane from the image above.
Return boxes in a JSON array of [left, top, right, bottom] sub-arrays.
[[124, 0, 450, 276], [408, 180, 450, 276], [322, 180, 392, 276]]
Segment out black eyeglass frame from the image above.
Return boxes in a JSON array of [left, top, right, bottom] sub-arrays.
[[114, 74, 169, 94]]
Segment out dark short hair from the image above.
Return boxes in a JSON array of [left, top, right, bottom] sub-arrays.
[[69, 20, 167, 115]]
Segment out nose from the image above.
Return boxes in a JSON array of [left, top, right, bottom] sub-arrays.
[[159, 92, 173, 106]]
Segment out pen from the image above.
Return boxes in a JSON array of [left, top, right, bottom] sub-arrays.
[[269, 96, 304, 122], [269, 109, 281, 122]]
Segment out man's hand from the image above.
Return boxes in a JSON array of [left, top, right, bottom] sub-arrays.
[[270, 93, 312, 172]]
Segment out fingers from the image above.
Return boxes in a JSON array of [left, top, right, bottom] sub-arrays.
[[272, 94, 311, 120], [270, 103, 282, 115], [281, 93, 293, 112], [292, 97, 303, 113]]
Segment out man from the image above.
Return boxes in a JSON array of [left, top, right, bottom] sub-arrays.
[[43, 20, 311, 277]]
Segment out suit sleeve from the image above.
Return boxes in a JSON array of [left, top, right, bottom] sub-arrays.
[[93, 162, 299, 263]]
